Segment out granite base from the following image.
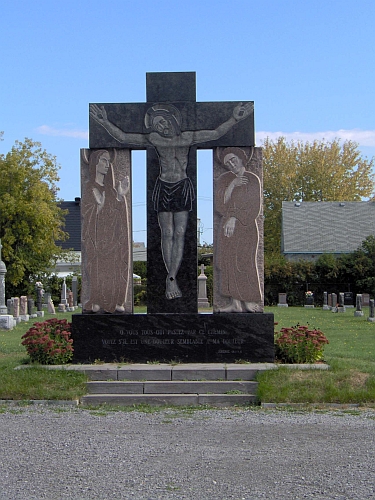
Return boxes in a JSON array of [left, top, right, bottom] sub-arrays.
[[71, 313, 275, 364]]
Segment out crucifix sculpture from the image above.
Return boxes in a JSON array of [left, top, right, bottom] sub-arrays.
[[88, 72, 254, 314]]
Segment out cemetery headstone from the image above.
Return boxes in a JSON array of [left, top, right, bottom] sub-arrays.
[[27, 298, 35, 317], [304, 291, 314, 308], [7, 298, 14, 316], [72, 71, 274, 363], [12, 297, 21, 324], [344, 292, 354, 307], [331, 293, 338, 312], [0, 240, 14, 329], [0, 239, 8, 315], [368, 299, 375, 323], [362, 293, 370, 307], [35, 282, 44, 311], [338, 292, 346, 313], [44, 292, 51, 309], [278, 293, 288, 307], [67, 290, 75, 312], [13, 297, 20, 317], [72, 276, 78, 307], [354, 294, 364, 317], [328, 293, 332, 309], [323, 291, 330, 310], [19, 296, 29, 322], [47, 298, 56, 314], [197, 264, 210, 309], [58, 278, 67, 312]]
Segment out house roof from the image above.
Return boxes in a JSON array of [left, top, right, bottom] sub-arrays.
[[281, 201, 375, 254], [58, 199, 81, 251]]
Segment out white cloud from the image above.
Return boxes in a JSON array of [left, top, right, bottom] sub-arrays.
[[36, 125, 88, 140], [256, 129, 375, 147]]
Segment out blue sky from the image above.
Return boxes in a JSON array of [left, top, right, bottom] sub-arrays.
[[1, 0, 375, 244]]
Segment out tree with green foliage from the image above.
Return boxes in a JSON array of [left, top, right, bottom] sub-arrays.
[[263, 137, 375, 253], [337, 235, 375, 297], [0, 136, 68, 296]]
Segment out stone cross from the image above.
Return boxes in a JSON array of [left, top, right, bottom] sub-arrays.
[[89, 72, 254, 314], [197, 263, 209, 308]]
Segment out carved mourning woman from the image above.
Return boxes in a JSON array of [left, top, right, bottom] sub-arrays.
[[215, 147, 262, 312], [81, 150, 130, 313]]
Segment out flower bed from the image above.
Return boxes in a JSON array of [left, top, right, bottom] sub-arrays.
[[21, 318, 73, 365], [274, 324, 329, 364]]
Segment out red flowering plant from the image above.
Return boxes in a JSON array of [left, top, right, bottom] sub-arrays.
[[21, 318, 74, 365], [274, 324, 329, 364]]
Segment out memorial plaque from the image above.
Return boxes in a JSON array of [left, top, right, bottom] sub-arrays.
[[72, 313, 274, 363]]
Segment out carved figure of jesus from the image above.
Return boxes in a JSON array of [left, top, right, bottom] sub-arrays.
[[90, 102, 253, 300]]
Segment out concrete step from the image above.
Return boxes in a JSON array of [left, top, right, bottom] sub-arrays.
[[78, 363, 265, 406], [81, 393, 258, 407], [70, 363, 269, 381], [87, 380, 258, 394]]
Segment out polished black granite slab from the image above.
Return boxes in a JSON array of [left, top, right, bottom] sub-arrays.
[[71, 313, 275, 363]]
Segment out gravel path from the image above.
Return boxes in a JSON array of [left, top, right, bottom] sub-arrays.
[[1, 405, 374, 500]]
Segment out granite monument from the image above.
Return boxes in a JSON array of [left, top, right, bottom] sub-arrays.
[[72, 72, 274, 363]]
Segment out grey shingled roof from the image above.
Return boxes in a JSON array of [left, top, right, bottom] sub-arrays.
[[58, 199, 81, 251], [281, 201, 375, 254]]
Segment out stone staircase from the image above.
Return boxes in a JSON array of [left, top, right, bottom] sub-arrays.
[[78, 363, 273, 407]]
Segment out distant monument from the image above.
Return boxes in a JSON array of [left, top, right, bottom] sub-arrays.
[[72, 72, 274, 363]]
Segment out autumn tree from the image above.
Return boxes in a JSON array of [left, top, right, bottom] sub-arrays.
[[0, 137, 68, 295], [262, 137, 375, 253]]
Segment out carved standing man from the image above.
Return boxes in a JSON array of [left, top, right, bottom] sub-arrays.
[[90, 102, 253, 300]]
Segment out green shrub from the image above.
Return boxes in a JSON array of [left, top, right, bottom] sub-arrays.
[[21, 318, 73, 365], [274, 324, 329, 364]]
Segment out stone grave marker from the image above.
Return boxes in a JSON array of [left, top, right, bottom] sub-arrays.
[[354, 294, 364, 317], [35, 283, 44, 311], [323, 291, 330, 310], [13, 297, 20, 317], [72, 72, 274, 363], [338, 292, 346, 313], [72, 276, 78, 307], [362, 293, 370, 307], [0, 239, 14, 329], [344, 292, 354, 307], [197, 264, 210, 309], [47, 297, 56, 314], [278, 293, 288, 307], [368, 299, 375, 323], [19, 296, 29, 321], [58, 278, 67, 312], [331, 293, 338, 312]]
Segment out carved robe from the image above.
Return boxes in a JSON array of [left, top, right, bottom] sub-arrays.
[[82, 165, 130, 313], [216, 170, 262, 303]]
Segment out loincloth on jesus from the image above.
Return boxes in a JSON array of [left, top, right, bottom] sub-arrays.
[[152, 177, 195, 212]]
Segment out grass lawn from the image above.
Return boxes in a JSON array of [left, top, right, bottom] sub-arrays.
[[258, 306, 375, 405], [0, 312, 87, 401], [0, 306, 374, 404]]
